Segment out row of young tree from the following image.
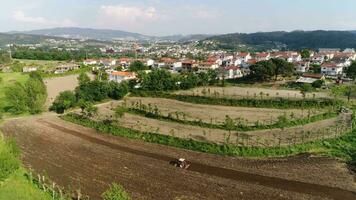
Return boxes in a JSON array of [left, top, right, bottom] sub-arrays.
[[50, 73, 129, 114], [5, 72, 47, 114]]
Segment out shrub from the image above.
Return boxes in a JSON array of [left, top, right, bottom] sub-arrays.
[[102, 183, 130, 200], [50, 91, 77, 114]]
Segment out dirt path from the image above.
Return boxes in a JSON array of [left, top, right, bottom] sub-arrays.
[[1, 116, 355, 200]]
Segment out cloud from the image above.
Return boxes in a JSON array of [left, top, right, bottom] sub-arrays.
[[99, 5, 158, 27], [12, 10, 76, 27]]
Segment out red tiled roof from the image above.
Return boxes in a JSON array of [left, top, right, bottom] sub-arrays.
[[111, 71, 136, 77]]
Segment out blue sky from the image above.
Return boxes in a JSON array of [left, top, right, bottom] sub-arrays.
[[0, 0, 355, 36]]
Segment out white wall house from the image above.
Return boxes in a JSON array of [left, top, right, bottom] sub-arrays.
[[224, 66, 243, 79], [109, 71, 137, 83], [83, 59, 97, 66], [23, 66, 38, 73], [321, 63, 343, 76], [147, 59, 155, 67], [295, 61, 310, 73]]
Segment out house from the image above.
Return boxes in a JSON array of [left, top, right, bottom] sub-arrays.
[[272, 51, 301, 62], [109, 71, 137, 83], [241, 59, 257, 68], [159, 57, 176, 69], [197, 61, 219, 72], [23, 66, 38, 73], [255, 52, 271, 61], [146, 59, 155, 67], [83, 59, 98, 66], [294, 61, 310, 73], [321, 62, 343, 76], [296, 73, 325, 84], [310, 54, 325, 65], [319, 48, 340, 53], [54, 64, 80, 74], [224, 66, 243, 79], [100, 59, 116, 67], [236, 52, 252, 62], [117, 58, 133, 68]]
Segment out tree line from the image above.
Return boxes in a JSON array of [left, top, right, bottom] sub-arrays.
[[50, 73, 128, 114], [5, 72, 47, 114]]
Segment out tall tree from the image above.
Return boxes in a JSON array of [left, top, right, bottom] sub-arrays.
[[5, 82, 28, 114], [78, 72, 91, 85], [249, 61, 276, 81], [346, 62, 356, 80], [271, 58, 294, 80]]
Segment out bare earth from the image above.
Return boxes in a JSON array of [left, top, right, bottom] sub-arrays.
[[175, 86, 329, 99], [125, 97, 324, 125], [1, 116, 355, 200], [44, 73, 94, 106]]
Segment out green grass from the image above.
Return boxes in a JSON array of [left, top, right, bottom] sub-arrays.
[[0, 169, 52, 200], [0, 135, 52, 200], [0, 73, 29, 112]]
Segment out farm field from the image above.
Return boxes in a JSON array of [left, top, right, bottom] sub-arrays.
[[0, 72, 29, 112], [1, 115, 355, 200], [44, 73, 94, 106], [175, 86, 329, 99], [125, 97, 325, 125], [95, 101, 348, 147]]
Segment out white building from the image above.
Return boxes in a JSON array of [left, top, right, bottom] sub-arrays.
[[22, 66, 38, 73], [83, 59, 97, 66], [321, 63, 343, 76], [109, 71, 137, 83], [295, 61, 310, 73]]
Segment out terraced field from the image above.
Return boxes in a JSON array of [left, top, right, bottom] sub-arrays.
[[125, 97, 325, 125], [95, 100, 349, 147], [2, 116, 355, 200], [175, 86, 329, 99]]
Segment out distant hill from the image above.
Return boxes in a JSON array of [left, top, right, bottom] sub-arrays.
[[157, 34, 213, 43], [11, 27, 151, 41], [0, 33, 63, 47], [202, 30, 356, 51], [10, 27, 213, 42]]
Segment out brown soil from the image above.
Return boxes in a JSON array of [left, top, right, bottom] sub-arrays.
[[44, 73, 94, 106], [2, 116, 355, 200], [125, 97, 324, 125], [175, 86, 329, 99]]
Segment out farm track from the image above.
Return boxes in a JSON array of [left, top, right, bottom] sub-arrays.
[[2, 116, 356, 200]]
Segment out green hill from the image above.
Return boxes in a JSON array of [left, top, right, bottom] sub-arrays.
[[202, 30, 356, 51]]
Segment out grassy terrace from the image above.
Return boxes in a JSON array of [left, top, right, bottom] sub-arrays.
[[61, 113, 356, 169], [131, 91, 341, 109]]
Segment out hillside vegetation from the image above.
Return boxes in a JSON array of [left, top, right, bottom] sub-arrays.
[[202, 30, 356, 51]]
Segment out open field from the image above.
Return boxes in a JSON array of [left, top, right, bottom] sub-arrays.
[[175, 86, 329, 99], [125, 97, 325, 125], [0, 72, 29, 111], [13, 59, 65, 71], [1, 115, 355, 200], [44, 73, 94, 106], [95, 102, 349, 147]]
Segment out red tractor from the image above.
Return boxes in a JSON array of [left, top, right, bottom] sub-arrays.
[[170, 158, 191, 169]]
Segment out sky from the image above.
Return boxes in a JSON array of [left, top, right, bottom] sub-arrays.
[[0, 0, 356, 36]]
